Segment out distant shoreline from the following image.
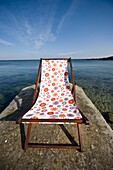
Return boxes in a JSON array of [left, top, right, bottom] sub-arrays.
[[0, 56, 113, 61], [86, 56, 113, 60]]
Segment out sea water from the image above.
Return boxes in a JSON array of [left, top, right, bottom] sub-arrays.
[[0, 59, 113, 114]]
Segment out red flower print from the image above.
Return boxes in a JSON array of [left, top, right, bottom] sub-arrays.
[[64, 72, 68, 76], [51, 98, 56, 101], [42, 109, 47, 112], [73, 110, 77, 114], [40, 103, 46, 107], [36, 112, 40, 114], [31, 116, 38, 119], [52, 83, 55, 86], [62, 108, 67, 111], [52, 68, 55, 71], [47, 112, 54, 115], [49, 105, 53, 107], [53, 78, 57, 82], [68, 99, 74, 104], [51, 90, 54, 93], [74, 116, 81, 120], [59, 114, 66, 118], [66, 86, 70, 90], [53, 63, 57, 67], [31, 116, 38, 123], [40, 113, 44, 115], [53, 93, 58, 97], [45, 73, 49, 77], [51, 107, 58, 111], [44, 88, 49, 92]]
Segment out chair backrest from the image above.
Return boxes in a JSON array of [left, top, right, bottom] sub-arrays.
[[40, 59, 70, 93]]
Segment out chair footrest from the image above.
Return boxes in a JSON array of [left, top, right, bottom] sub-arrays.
[[28, 143, 80, 149]]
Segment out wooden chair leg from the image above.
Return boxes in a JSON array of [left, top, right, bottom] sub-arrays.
[[24, 123, 32, 152], [23, 123, 83, 151], [77, 123, 83, 152]]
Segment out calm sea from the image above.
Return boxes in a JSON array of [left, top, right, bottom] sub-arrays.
[[0, 59, 113, 114]]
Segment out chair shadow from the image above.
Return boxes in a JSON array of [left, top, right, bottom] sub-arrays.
[[19, 124, 79, 151], [0, 86, 35, 150], [0, 87, 34, 121], [19, 123, 26, 150], [59, 125, 78, 146]]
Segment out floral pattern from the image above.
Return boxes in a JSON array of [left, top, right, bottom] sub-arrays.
[[22, 59, 82, 124]]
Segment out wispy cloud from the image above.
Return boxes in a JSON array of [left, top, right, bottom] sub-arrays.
[[57, 0, 77, 33], [0, 2, 57, 50], [58, 50, 83, 56], [0, 0, 77, 51], [0, 38, 15, 46]]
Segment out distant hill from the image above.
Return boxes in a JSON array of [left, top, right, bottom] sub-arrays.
[[87, 56, 113, 60]]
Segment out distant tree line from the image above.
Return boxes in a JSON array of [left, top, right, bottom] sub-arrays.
[[87, 56, 113, 60]]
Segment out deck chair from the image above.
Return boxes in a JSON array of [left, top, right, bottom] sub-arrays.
[[17, 58, 89, 151]]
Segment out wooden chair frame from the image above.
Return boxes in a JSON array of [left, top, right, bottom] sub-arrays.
[[17, 58, 89, 152]]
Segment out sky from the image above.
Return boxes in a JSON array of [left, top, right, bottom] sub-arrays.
[[0, 0, 113, 60]]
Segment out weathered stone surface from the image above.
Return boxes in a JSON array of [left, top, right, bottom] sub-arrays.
[[0, 85, 113, 170]]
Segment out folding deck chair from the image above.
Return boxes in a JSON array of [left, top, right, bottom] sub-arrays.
[[17, 58, 89, 151]]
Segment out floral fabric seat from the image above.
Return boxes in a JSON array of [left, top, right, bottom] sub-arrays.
[[22, 59, 82, 124]]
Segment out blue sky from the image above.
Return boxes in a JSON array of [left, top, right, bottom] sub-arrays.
[[0, 0, 113, 60]]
